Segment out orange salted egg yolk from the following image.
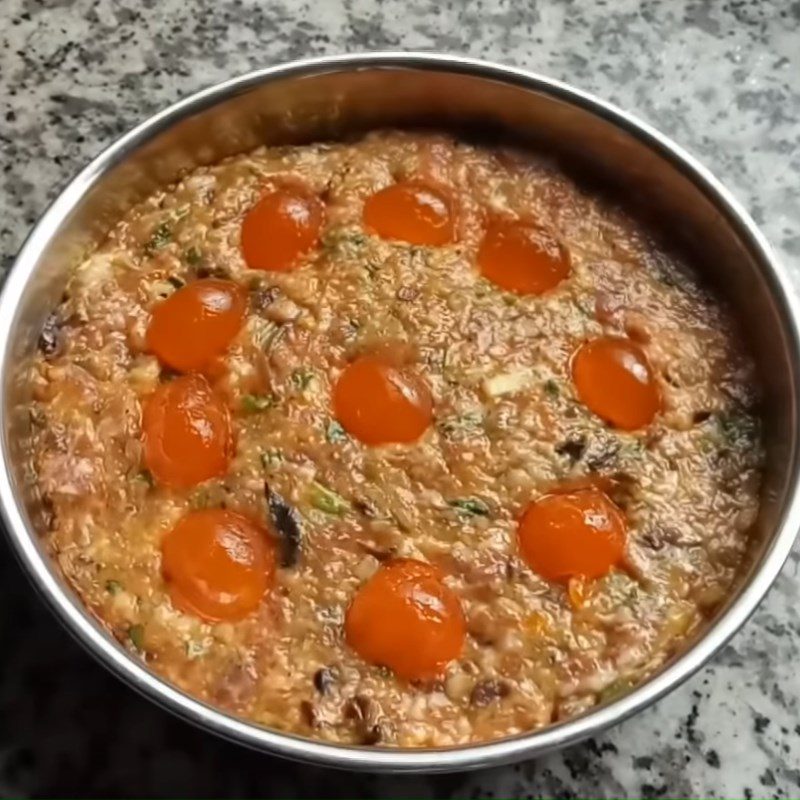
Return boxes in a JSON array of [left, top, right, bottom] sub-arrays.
[[518, 489, 626, 582], [142, 374, 233, 489], [477, 218, 570, 295], [571, 335, 660, 430], [333, 355, 433, 446], [241, 186, 324, 272], [161, 508, 275, 622], [363, 181, 455, 246], [345, 559, 466, 681], [146, 278, 247, 373]]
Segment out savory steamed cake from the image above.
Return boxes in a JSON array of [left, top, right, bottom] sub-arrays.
[[25, 131, 762, 746]]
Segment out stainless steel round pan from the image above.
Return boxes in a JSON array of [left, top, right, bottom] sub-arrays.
[[2, 52, 798, 772]]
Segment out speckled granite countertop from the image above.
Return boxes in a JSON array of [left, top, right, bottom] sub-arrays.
[[1, 0, 799, 797]]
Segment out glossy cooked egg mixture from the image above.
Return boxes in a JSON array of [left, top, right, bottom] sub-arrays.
[[26, 131, 763, 746]]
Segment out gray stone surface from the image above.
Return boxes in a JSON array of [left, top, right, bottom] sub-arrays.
[[1, 0, 799, 796]]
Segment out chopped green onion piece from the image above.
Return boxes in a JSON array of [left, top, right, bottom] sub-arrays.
[[716, 410, 758, 448], [449, 497, 490, 516], [599, 676, 636, 703], [144, 222, 172, 254], [186, 640, 208, 659], [241, 394, 277, 413], [326, 420, 348, 443], [261, 449, 284, 469], [437, 411, 483, 439], [105, 579, 123, 595], [128, 624, 145, 651], [309, 481, 349, 516], [322, 229, 366, 250]]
